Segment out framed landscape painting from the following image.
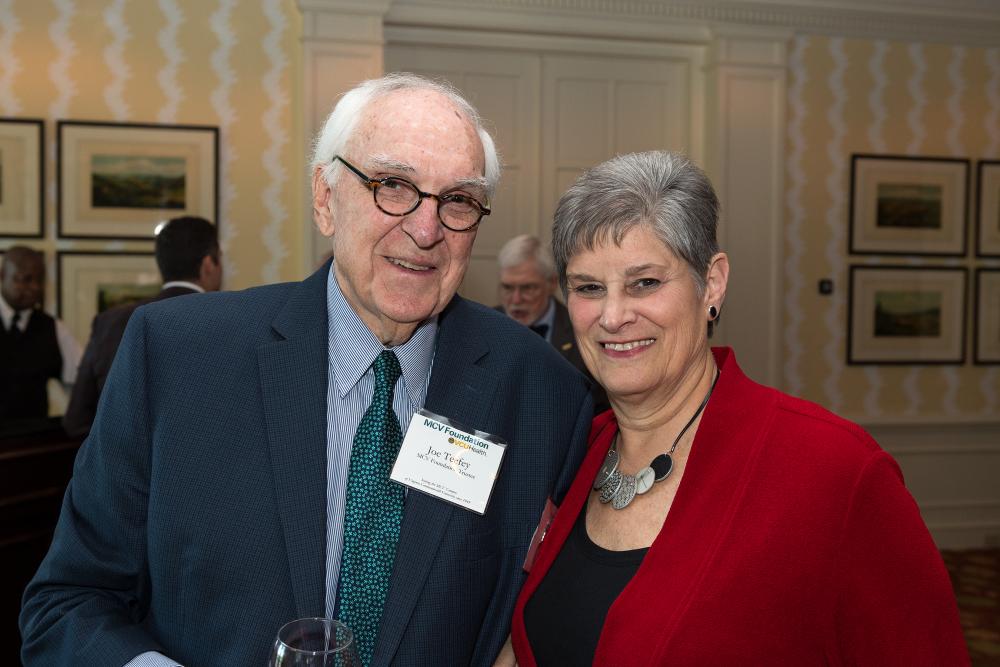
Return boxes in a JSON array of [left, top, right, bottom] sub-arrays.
[[849, 154, 969, 256], [58, 121, 218, 239], [974, 269, 1000, 364], [848, 265, 967, 365], [57, 251, 159, 344], [0, 118, 44, 238], [977, 160, 1000, 257]]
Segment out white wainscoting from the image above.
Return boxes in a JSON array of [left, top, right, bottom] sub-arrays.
[[865, 420, 1000, 549]]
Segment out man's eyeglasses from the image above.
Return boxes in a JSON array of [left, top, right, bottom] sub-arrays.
[[333, 155, 490, 232], [499, 283, 544, 298]]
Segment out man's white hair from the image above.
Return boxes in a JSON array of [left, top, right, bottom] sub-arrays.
[[310, 72, 501, 198], [497, 234, 556, 280]]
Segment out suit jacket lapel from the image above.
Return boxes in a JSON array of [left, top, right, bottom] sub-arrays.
[[258, 263, 331, 618], [550, 300, 579, 356], [374, 297, 497, 665]]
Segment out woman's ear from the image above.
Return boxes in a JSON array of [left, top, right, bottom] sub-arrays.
[[704, 252, 730, 316]]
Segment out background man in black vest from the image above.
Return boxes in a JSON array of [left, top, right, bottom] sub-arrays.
[[496, 234, 608, 413], [0, 246, 82, 425], [63, 216, 222, 438]]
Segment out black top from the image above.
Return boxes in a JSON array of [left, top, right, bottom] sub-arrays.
[[523, 500, 648, 666]]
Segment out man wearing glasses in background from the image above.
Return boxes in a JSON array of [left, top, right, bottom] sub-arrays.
[[21, 74, 592, 666], [497, 234, 607, 413]]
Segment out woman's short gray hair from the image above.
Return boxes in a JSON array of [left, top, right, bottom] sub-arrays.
[[309, 72, 501, 198], [552, 151, 719, 294]]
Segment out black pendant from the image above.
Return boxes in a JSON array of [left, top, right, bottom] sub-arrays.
[[650, 453, 673, 482]]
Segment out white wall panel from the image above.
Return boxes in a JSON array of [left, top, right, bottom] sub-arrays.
[[542, 54, 692, 237], [615, 81, 670, 155], [704, 32, 788, 389]]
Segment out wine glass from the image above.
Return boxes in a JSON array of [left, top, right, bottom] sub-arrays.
[[268, 617, 360, 666]]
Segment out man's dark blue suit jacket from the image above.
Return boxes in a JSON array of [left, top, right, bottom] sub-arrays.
[[20, 261, 592, 666]]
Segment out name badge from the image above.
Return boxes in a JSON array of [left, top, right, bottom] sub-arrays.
[[390, 409, 507, 515]]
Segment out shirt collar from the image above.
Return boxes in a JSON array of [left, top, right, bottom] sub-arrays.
[[326, 263, 437, 404], [0, 292, 31, 330], [531, 298, 556, 330], [162, 280, 205, 293]]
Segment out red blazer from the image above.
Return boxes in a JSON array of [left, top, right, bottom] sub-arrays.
[[512, 347, 968, 666]]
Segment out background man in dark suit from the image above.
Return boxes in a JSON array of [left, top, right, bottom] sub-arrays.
[[0, 246, 81, 424], [21, 74, 591, 667], [62, 216, 222, 438], [497, 234, 608, 413]]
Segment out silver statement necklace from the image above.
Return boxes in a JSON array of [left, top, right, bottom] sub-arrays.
[[593, 367, 720, 510]]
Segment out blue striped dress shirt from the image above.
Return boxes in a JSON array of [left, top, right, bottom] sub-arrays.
[[323, 265, 437, 619]]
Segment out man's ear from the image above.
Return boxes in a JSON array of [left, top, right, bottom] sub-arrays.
[[198, 253, 222, 291], [199, 254, 212, 281], [704, 252, 730, 314], [312, 165, 335, 238]]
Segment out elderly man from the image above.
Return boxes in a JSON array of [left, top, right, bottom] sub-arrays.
[[497, 234, 608, 413], [0, 246, 81, 422], [63, 216, 222, 438], [21, 74, 591, 667]]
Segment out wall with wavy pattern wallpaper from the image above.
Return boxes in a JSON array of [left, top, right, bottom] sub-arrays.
[[0, 0, 302, 304], [785, 36, 1000, 422], [784, 37, 1000, 547]]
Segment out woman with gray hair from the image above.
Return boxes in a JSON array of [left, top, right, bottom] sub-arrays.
[[502, 152, 967, 665]]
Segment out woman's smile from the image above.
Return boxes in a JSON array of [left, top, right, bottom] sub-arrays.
[[600, 338, 656, 354]]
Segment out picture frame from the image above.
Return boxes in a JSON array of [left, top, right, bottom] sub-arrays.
[[974, 268, 1000, 364], [849, 154, 969, 256], [57, 120, 218, 240], [0, 118, 44, 238], [847, 265, 967, 365], [976, 160, 1000, 257], [57, 251, 160, 345]]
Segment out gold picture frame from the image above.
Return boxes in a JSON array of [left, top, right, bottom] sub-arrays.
[[974, 269, 1000, 364], [849, 154, 969, 257], [976, 160, 1000, 258], [58, 120, 218, 239], [848, 265, 967, 365], [57, 251, 160, 345], [0, 118, 44, 238]]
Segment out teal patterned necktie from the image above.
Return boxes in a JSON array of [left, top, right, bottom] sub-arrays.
[[338, 350, 404, 665]]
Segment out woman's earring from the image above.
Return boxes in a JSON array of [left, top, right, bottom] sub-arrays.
[[708, 305, 719, 320]]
